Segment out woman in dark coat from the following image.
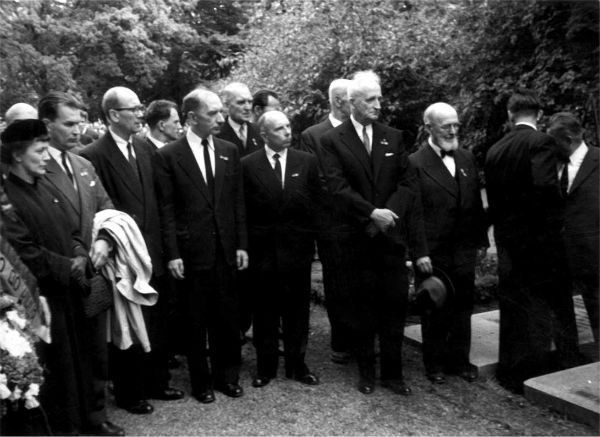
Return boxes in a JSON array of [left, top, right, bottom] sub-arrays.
[[0, 119, 95, 435]]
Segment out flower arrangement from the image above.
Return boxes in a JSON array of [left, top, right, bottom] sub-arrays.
[[0, 294, 44, 416]]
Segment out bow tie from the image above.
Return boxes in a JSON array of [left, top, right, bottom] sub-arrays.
[[440, 150, 454, 158]]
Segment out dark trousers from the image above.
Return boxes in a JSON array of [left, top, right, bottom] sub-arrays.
[[348, 236, 409, 382], [421, 249, 476, 374], [252, 267, 312, 378], [184, 261, 241, 394], [317, 232, 354, 353], [237, 269, 253, 334], [88, 311, 109, 426], [111, 275, 172, 405], [496, 244, 579, 388]]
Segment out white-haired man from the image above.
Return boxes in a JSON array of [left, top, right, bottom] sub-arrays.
[[218, 82, 264, 157], [299, 78, 354, 364], [321, 71, 431, 396], [409, 102, 487, 385]]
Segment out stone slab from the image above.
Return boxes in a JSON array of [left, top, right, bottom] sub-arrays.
[[524, 362, 600, 430], [404, 295, 595, 378]]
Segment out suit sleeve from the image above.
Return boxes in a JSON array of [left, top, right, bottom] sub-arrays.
[[320, 133, 376, 224], [152, 151, 180, 261]]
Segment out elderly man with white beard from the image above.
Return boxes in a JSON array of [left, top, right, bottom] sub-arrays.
[[409, 102, 488, 385]]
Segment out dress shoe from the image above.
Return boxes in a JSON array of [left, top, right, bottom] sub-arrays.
[[83, 421, 125, 436], [193, 389, 215, 404], [117, 399, 154, 415], [149, 387, 185, 401], [427, 372, 446, 384], [381, 380, 412, 395], [459, 369, 478, 382], [293, 372, 320, 386], [252, 376, 271, 388], [330, 351, 351, 364], [358, 378, 375, 395], [215, 382, 244, 398]]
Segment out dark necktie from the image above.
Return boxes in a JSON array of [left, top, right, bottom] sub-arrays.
[[127, 142, 140, 181], [273, 153, 283, 188], [202, 138, 215, 201], [560, 163, 569, 197], [362, 126, 370, 155], [61, 151, 75, 186], [440, 150, 454, 158]]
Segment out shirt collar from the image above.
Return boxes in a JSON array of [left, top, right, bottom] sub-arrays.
[[48, 146, 65, 163], [265, 145, 287, 161], [227, 117, 244, 132], [350, 114, 372, 139], [515, 121, 537, 130], [570, 141, 588, 165], [147, 132, 165, 149], [329, 113, 343, 128], [108, 126, 131, 147], [186, 129, 214, 150], [428, 137, 442, 156]]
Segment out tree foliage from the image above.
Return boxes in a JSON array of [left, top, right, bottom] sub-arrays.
[[0, 0, 247, 118], [225, 0, 599, 154]]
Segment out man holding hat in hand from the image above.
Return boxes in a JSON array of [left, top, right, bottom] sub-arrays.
[[409, 102, 488, 384]]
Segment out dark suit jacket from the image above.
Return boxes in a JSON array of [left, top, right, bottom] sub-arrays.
[[43, 152, 114, 248], [299, 118, 334, 175], [320, 119, 427, 260], [217, 118, 264, 158], [242, 148, 320, 272], [564, 145, 599, 279], [410, 144, 487, 256], [153, 135, 247, 271], [80, 132, 165, 276], [484, 124, 563, 252]]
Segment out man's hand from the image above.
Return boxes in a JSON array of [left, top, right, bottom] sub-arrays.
[[370, 208, 398, 233], [168, 258, 185, 280], [236, 250, 249, 271], [415, 256, 433, 275], [90, 239, 111, 270]]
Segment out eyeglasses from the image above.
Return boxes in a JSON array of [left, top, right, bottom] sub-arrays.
[[438, 123, 461, 133], [113, 105, 146, 114]]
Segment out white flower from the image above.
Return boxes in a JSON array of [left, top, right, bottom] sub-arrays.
[[24, 383, 40, 409], [0, 320, 33, 357], [0, 373, 10, 399], [6, 310, 26, 330]]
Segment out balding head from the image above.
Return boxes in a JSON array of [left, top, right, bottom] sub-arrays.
[[258, 110, 291, 152], [423, 102, 460, 152], [221, 82, 253, 124], [101, 86, 144, 137], [328, 79, 352, 122], [182, 88, 224, 138], [5, 103, 38, 125]]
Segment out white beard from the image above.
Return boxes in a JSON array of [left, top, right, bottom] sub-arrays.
[[438, 137, 459, 151]]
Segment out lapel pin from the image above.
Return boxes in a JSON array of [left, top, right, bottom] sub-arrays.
[[381, 139, 389, 146], [291, 173, 299, 177], [252, 139, 258, 146], [219, 155, 229, 161], [90, 181, 96, 187], [80, 170, 88, 177], [460, 168, 467, 177]]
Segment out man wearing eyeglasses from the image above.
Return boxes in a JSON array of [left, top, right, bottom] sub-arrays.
[[409, 102, 488, 385], [81, 86, 184, 415]]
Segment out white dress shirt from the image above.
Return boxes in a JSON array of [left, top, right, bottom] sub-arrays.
[[108, 127, 135, 160], [428, 137, 456, 177], [350, 115, 373, 154], [48, 146, 77, 190], [265, 146, 288, 187], [558, 141, 588, 193], [228, 117, 246, 142], [187, 129, 215, 184]]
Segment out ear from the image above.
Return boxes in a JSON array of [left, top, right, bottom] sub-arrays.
[[41, 117, 52, 129], [157, 120, 166, 132], [107, 109, 119, 124]]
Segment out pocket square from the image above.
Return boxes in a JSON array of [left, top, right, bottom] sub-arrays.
[[219, 155, 229, 161], [385, 152, 394, 157], [90, 180, 96, 187], [291, 173, 300, 177]]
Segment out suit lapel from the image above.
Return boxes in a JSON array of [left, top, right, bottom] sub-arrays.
[[45, 157, 81, 215], [104, 136, 143, 202], [176, 138, 213, 204], [569, 147, 598, 194], [214, 139, 227, 207], [339, 121, 373, 182], [371, 123, 387, 182], [421, 144, 458, 198], [255, 149, 284, 198], [132, 139, 152, 202]]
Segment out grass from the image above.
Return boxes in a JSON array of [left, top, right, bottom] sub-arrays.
[[105, 272, 596, 436]]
